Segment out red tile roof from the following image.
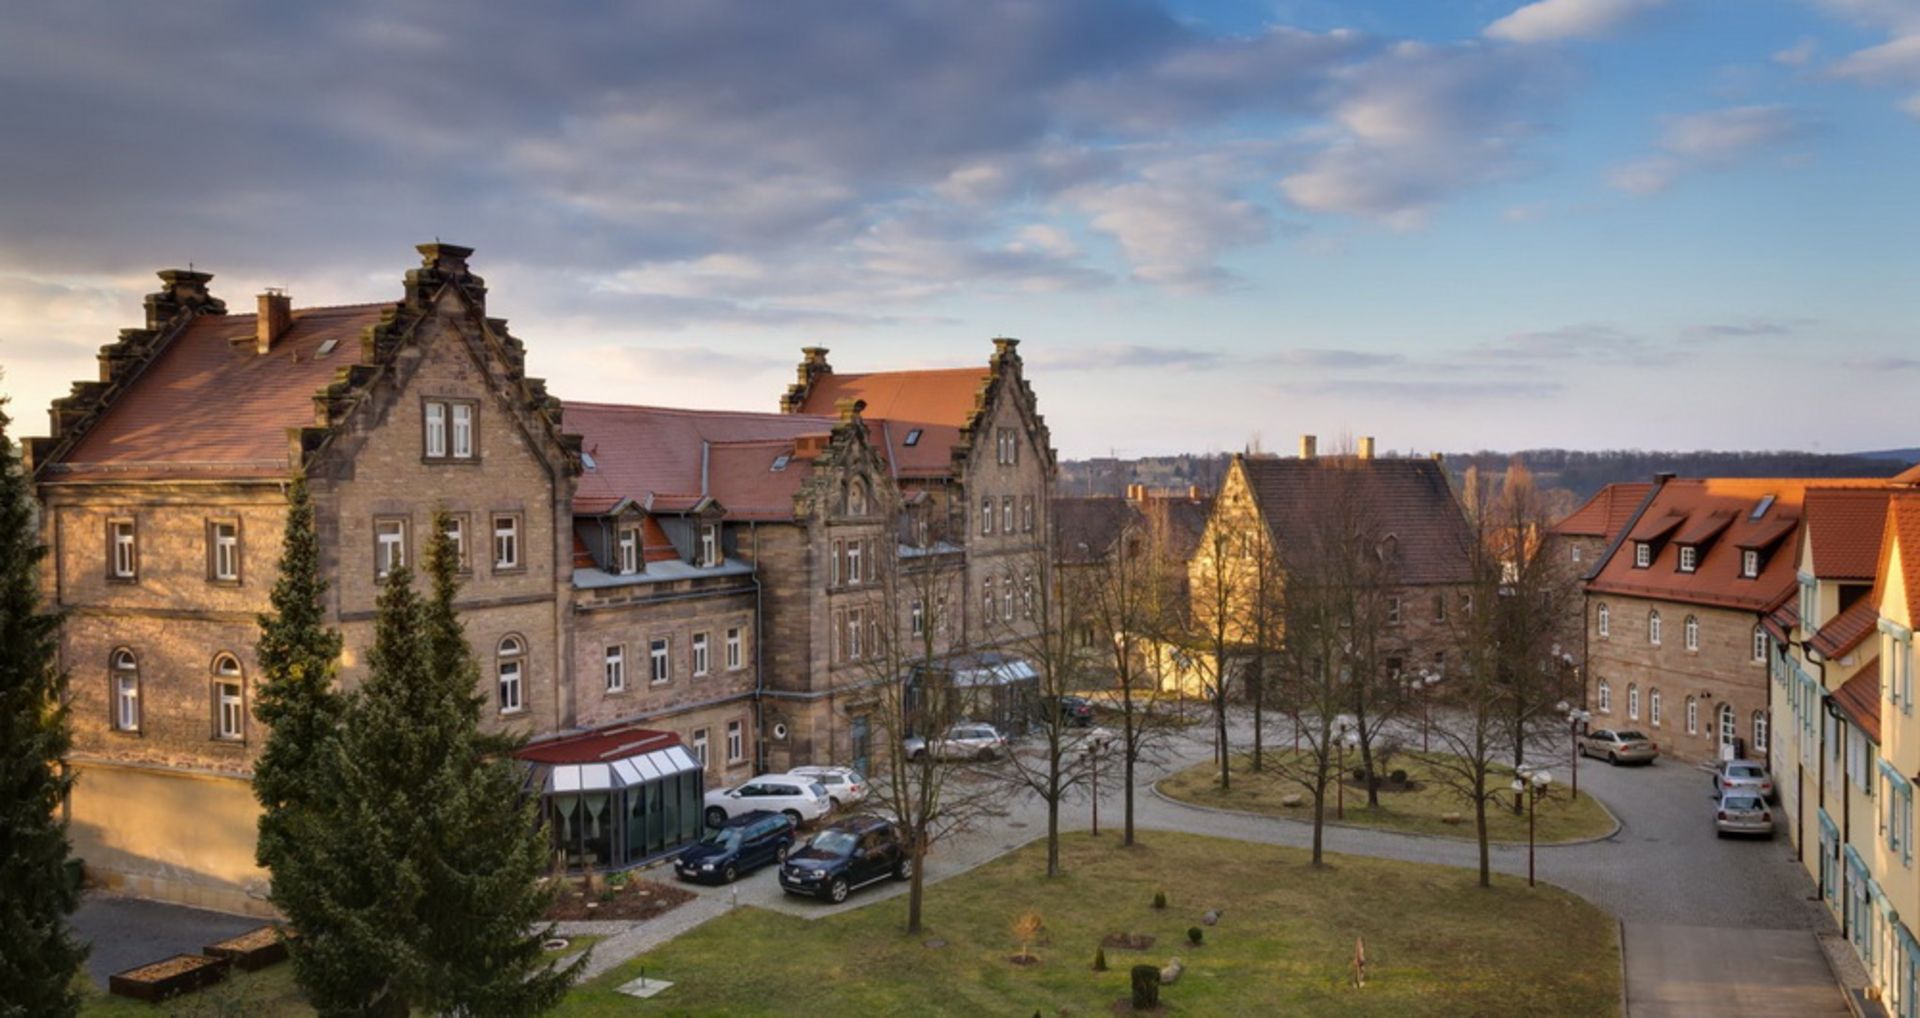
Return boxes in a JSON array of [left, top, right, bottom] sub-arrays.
[[1812, 596, 1881, 659], [517, 723, 680, 764], [1238, 456, 1473, 586], [1832, 666, 1880, 744], [565, 402, 833, 521], [47, 304, 389, 478], [1762, 588, 1798, 644], [1894, 463, 1920, 485], [793, 368, 990, 428], [1588, 478, 1890, 612], [1053, 493, 1213, 566], [1881, 494, 1920, 627], [874, 419, 964, 479], [1554, 482, 1653, 539], [1803, 488, 1892, 581]]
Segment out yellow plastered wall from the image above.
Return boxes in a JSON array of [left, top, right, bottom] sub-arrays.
[[68, 762, 275, 916]]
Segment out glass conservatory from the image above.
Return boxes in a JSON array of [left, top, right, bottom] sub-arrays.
[[518, 724, 705, 869]]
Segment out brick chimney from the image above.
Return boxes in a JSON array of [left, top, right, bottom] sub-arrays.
[[256, 289, 291, 355], [781, 348, 834, 414], [1299, 434, 1317, 460], [834, 397, 866, 424], [1127, 483, 1146, 501], [1359, 436, 1375, 460]]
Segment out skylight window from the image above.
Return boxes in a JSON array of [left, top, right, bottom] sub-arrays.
[[1750, 495, 1776, 520], [770, 454, 791, 472], [580, 451, 597, 472], [314, 338, 340, 356], [904, 429, 923, 447]]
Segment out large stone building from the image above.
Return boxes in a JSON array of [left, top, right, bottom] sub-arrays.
[[28, 244, 1059, 911]]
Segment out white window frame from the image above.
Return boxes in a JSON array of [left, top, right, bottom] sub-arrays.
[[693, 727, 710, 767], [1753, 626, 1768, 663], [693, 632, 710, 677], [1685, 615, 1699, 652], [110, 519, 137, 579], [618, 526, 639, 575], [211, 521, 240, 582], [1649, 611, 1662, 647], [1002, 496, 1015, 534], [451, 403, 473, 458], [650, 638, 670, 684], [1650, 688, 1662, 727], [911, 598, 926, 636], [1628, 683, 1640, 721], [981, 496, 994, 536], [1002, 573, 1014, 620], [1597, 602, 1610, 638], [498, 636, 524, 714], [1754, 711, 1769, 759], [1742, 549, 1760, 577], [425, 401, 447, 458], [848, 540, 862, 586], [1635, 542, 1651, 568], [493, 514, 521, 571], [726, 627, 744, 670], [1686, 696, 1698, 735], [1387, 596, 1402, 626], [443, 514, 469, 572], [700, 525, 720, 567], [1597, 680, 1612, 714], [727, 719, 744, 763], [605, 644, 625, 693], [376, 518, 406, 579], [1678, 545, 1697, 573], [112, 649, 140, 732], [983, 577, 996, 622]]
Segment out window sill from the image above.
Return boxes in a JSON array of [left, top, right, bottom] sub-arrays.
[[208, 578, 243, 587], [107, 576, 139, 585], [420, 456, 482, 466], [493, 565, 527, 576], [606, 686, 627, 696], [500, 707, 527, 716]]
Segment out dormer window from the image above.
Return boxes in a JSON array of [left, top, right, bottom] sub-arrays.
[[770, 454, 791, 472], [1677, 546, 1697, 573], [1634, 543, 1651, 569], [904, 429, 922, 447], [700, 525, 720, 568], [1741, 550, 1760, 578], [618, 525, 640, 575]]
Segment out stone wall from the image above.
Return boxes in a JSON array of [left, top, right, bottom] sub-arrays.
[[1585, 593, 1771, 761]]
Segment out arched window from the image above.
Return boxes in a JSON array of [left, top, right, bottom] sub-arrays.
[[1686, 696, 1698, 735], [1648, 611, 1662, 646], [1684, 615, 1699, 652], [1597, 679, 1612, 713], [1379, 535, 1399, 563], [1718, 703, 1736, 753], [1628, 683, 1640, 720], [111, 648, 140, 732], [1649, 688, 1662, 727], [847, 480, 868, 516], [1753, 711, 1769, 756], [1597, 603, 1610, 638], [1753, 626, 1769, 663], [212, 653, 245, 741], [498, 636, 525, 714]]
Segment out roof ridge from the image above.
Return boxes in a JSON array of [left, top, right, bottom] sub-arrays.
[[564, 400, 836, 423]]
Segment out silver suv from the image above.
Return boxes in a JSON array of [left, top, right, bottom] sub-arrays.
[[904, 722, 1008, 762]]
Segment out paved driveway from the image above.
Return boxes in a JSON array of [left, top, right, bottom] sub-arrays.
[[1623, 923, 1848, 1017], [71, 895, 259, 986]]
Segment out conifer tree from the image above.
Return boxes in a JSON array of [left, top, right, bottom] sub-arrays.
[[0, 398, 87, 1016]]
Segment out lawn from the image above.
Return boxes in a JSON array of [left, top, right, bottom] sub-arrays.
[[559, 831, 1619, 1017], [1159, 751, 1617, 844]]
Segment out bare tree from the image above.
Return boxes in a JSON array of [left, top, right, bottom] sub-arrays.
[[1185, 519, 1253, 790], [1267, 531, 1352, 869]]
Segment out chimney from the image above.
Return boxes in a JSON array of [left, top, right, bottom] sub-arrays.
[[834, 397, 866, 424], [416, 242, 473, 276], [256, 289, 291, 355], [1299, 434, 1317, 460], [1188, 485, 1202, 499], [1359, 436, 1375, 460], [1127, 483, 1146, 501]]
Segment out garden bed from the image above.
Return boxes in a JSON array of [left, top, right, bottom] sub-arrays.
[[204, 925, 292, 971], [107, 954, 231, 1002], [544, 874, 696, 922]]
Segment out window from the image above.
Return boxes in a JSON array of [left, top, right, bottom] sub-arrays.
[[727, 627, 744, 670], [830, 539, 842, 586], [847, 540, 862, 585], [605, 645, 625, 692], [904, 428, 922, 446], [847, 608, 865, 660], [693, 632, 710, 677], [996, 427, 1019, 465], [1002, 572, 1014, 620], [1649, 688, 1662, 727], [1648, 610, 1662, 646], [1678, 546, 1697, 573], [492, 514, 521, 571], [693, 728, 710, 767], [442, 514, 469, 572], [1753, 626, 1768, 663], [1741, 549, 1760, 578], [982, 576, 996, 622], [1628, 683, 1640, 720], [425, 401, 447, 457], [1021, 496, 1034, 533], [981, 496, 994, 536], [375, 518, 406, 579], [618, 525, 640, 575], [1718, 702, 1736, 753], [1002, 496, 1015, 534], [650, 639, 670, 683], [112, 649, 140, 732], [727, 720, 744, 763], [1571, 545, 1583, 563], [451, 403, 473, 458], [497, 636, 524, 713], [209, 520, 240, 582], [1021, 568, 1034, 618], [1753, 711, 1769, 757], [1597, 680, 1612, 714], [1461, 592, 1474, 618], [1387, 597, 1402, 626], [700, 525, 720, 567], [1597, 602, 1610, 638], [1684, 615, 1699, 652], [1686, 696, 1698, 735], [109, 519, 137, 580], [1634, 542, 1651, 568], [213, 654, 245, 741], [911, 598, 925, 636], [1433, 593, 1447, 622]]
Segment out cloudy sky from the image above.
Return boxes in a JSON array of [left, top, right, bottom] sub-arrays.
[[1, 0, 1914, 458]]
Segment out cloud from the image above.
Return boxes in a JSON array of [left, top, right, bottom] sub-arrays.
[[1034, 345, 1223, 372], [1831, 33, 1920, 83], [1072, 149, 1278, 292], [1845, 355, 1920, 371], [1609, 105, 1816, 194], [1774, 37, 1820, 67], [1683, 317, 1816, 340], [1474, 323, 1671, 362], [1278, 377, 1565, 400], [1484, 0, 1667, 44]]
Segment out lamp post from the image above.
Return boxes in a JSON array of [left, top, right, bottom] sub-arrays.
[[1511, 768, 1552, 887], [1335, 716, 1357, 821], [1559, 700, 1591, 800], [1418, 670, 1442, 753]]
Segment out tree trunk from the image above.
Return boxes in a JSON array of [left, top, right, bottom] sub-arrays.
[[1047, 758, 1062, 877], [1250, 656, 1265, 772], [1123, 734, 1137, 847], [1474, 789, 1491, 888], [1359, 732, 1380, 808], [1511, 738, 1526, 816], [1310, 774, 1327, 867], [1215, 695, 1231, 791], [906, 838, 928, 933]]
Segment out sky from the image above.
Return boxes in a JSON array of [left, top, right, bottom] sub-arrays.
[[0, 0, 1915, 460]]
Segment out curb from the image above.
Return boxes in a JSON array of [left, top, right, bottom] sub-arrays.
[[1147, 777, 1625, 848], [1616, 919, 1630, 1018]]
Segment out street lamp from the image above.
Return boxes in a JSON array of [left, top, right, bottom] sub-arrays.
[[1558, 699, 1592, 801], [1511, 767, 1552, 887], [1418, 670, 1443, 753], [1334, 716, 1357, 821]]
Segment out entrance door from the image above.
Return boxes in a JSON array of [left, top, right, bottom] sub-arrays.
[[850, 716, 871, 779], [1718, 703, 1738, 760]]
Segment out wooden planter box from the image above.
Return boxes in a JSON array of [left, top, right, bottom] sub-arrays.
[[108, 954, 231, 1002], [204, 925, 292, 971]]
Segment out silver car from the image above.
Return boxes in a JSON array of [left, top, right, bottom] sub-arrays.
[[904, 722, 1008, 762], [786, 765, 868, 809], [1579, 728, 1659, 765], [1712, 759, 1775, 801], [1715, 792, 1775, 838]]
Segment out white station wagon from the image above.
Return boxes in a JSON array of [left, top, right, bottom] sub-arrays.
[[704, 775, 831, 829]]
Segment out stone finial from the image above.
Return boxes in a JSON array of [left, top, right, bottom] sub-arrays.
[[145, 269, 225, 329], [417, 242, 474, 275], [781, 347, 834, 414]]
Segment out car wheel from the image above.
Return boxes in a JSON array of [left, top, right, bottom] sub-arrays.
[[1607, 752, 1618, 765], [784, 809, 803, 826], [776, 844, 789, 863], [909, 749, 925, 762], [705, 807, 728, 829], [829, 878, 849, 904], [829, 796, 842, 810], [977, 747, 995, 762], [896, 855, 915, 881], [723, 863, 738, 883]]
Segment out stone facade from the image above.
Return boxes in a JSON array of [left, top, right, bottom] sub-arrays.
[[1583, 594, 1772, 761]]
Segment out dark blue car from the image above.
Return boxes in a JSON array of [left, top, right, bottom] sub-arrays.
[[674, 810, 794, 884], [778, 815, 912, 903]]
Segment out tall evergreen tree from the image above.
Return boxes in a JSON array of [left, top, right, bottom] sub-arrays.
[[0, 398, 87, 1017]]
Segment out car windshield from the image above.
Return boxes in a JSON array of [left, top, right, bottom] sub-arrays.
[[809, 830, 857, 857], [1723, 796, 1763, 811], [1616, 731, 1649, 741], [1728, 765, 1765, 778], [699, 829, 742, 849]]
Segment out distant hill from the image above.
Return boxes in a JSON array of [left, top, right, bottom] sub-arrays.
[[1853, 447, 1920, 463]]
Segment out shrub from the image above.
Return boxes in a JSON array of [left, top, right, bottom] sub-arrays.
[[1351, 767, 1367, 782], [1152, 890, 1167, 910], [1130, 964, 1160, 1009], [1093, 946, 1108, 971], [1187, 926, 1203, 945], [1390, 769, 1409, 785]]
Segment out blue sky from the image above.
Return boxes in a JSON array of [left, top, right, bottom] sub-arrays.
[[0, 0, 1913, 458]]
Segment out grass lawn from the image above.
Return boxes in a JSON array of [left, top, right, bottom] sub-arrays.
[[76, 935, 604, 1016], [1160, 751, 1617, 844], [559, 831, 1619, 1017]]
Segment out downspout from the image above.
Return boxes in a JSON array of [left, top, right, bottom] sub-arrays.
[[751, 521, 767, 774]]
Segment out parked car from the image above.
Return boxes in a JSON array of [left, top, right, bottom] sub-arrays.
[[1712, 759, 1775, 801], [778, 815, 913, 903], [786, 765, 868, 809], [904, 722, 1008, 762], [674, 810, 795, 883], [1579, 728, 1659, 765], [1044, 695, 1095, 728], [1715, 792, 1775, 838], [704, 775, 831, 828]]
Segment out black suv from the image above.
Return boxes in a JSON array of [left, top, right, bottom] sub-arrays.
[[778, 815, 912, 903], [1047, 694, 1095, 728], [674, 810, 795, 884]]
